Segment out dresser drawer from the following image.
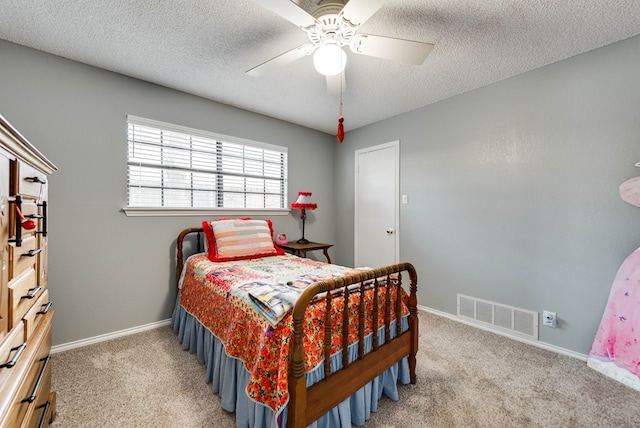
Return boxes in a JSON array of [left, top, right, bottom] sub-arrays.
[[9, 268, 42, 330], [10, 235, 39, 280], [0, 311, 52, 428], [0, 322, 27, 427], [23, 289, 50, 342], [0, 321, 26, 389], [14, 162, 47, 200], [24, 394, 55, 428], [10, 354, 52, 428]]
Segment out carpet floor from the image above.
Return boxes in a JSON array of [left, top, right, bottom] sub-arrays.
[[50, 311, 640, 427]]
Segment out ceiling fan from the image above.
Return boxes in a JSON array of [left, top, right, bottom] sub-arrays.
[[246, 0, 434, 94]]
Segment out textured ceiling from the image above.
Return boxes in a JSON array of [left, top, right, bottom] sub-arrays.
[[1, 0, 640, 135]]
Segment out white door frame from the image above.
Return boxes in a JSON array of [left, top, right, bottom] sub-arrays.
[[354, 140, 400, 266]]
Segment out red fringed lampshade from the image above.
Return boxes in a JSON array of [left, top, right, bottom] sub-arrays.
[[291, 192, 317, 211]]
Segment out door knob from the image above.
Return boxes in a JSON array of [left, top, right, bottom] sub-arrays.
[[386, 229, 394, 234]]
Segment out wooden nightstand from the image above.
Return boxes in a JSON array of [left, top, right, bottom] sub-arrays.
[[278, 241, 333, 264]]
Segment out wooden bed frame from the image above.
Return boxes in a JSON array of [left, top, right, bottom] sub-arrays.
[[176, 227, 419, 428]]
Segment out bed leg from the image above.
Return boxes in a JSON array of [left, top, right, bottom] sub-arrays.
[[287, 378, 307, 428], [409, 314, 419, 384], [404, 262, 419, 385]]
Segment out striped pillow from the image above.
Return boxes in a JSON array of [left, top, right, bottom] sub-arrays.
[[203, 218, 284, 262]]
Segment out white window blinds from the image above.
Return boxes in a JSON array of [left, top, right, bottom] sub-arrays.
[[126, 116, 288, 209]]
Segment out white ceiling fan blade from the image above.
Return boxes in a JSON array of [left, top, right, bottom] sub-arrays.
[[350, 34, 434, 65], [246, 44, 315, 77], [340, 0, 391, 26], [253, 0, 317, 28], [326, 72, 346, 95]]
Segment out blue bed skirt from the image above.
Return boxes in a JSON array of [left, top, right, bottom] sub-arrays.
[[171, 293, 410, 427]]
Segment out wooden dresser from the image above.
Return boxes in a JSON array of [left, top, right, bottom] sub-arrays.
[[0, 114, 57, 427]]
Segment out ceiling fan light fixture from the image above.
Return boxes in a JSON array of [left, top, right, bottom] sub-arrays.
[[313, 44, 347, 76]]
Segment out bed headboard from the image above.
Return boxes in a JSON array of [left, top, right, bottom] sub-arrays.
[[176, 227, 204, 289]]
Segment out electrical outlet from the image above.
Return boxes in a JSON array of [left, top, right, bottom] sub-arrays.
[[542, 310, 557, 328]]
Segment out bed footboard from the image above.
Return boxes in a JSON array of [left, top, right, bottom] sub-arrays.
[[287, 263, 418, 427]]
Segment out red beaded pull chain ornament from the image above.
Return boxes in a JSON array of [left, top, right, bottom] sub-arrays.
[[337, 105, 344, 143]]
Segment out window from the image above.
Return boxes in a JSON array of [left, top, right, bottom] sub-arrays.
[[126, 116, 288, 214]]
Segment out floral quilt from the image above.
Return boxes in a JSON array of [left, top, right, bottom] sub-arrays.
[[178, 253, 408, 415]]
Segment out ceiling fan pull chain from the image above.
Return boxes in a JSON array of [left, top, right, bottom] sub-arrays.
[[337, 66, 345, 144]]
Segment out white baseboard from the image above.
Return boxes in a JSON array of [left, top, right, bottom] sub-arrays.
[[52, 307, 588, 361], [51, 319, 172, 354], [419, 305, 588, 361]]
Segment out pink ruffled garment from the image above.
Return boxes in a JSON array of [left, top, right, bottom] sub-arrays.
[[589, 247, 640, 376], [620, 176, 640, 207]]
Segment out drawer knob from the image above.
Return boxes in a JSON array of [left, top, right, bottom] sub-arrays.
[[37, 301, 53, 315], [25, 176, 47, 184], [21, 248, 42, 258], [21, 286, 42, 300], [22, 355, 51, 403], [37, 401, 52, 427], [0, 343, 27, 368]]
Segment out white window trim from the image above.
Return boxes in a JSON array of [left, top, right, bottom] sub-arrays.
[[124, 115, 289, 216], [122, 207, 291, 217]]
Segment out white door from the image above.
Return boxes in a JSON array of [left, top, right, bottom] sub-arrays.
[[354, 141, 399, 267]]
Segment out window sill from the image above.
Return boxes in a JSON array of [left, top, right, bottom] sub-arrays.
[[122, 207, 291, 217]]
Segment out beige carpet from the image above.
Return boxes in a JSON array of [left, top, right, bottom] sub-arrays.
[[50, 312, 640, 427]]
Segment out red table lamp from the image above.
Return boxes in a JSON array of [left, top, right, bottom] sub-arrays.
[[291, 191, 317, 244]]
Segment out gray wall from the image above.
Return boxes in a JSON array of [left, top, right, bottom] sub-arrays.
[[3, 33, 639, 355], [335, 35, 640, 354], [0, 39, 336, 346]]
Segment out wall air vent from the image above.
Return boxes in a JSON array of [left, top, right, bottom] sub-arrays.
[[457, 294, 539, 340]]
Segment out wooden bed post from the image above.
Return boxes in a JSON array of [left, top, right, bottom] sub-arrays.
[[287, 286, 315, 428], [406, 263, 419, 384], [176, 227, 204, 291]]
